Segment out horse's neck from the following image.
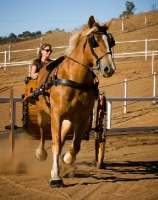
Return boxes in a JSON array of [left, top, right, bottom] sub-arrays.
[[62, 54, 93, 84], [71, 38, 92, 67], [52, 37, 94, 84]]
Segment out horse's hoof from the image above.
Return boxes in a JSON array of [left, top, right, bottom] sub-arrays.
[[62, 152, 76, 165], [49, 179, 65, 188], [35, 148, 47, 161]]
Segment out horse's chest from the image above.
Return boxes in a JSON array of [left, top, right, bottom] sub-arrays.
[[50, 88, 95, 116], [67, 93, 94, 113]]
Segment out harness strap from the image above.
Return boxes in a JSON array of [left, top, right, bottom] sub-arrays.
[[65, 55, 94, 71], [47, 78, 98, 92]]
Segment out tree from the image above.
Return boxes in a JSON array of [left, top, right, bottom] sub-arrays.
[[18, 34, 23, 38], [151, 3, 157, 11], [23, 31, 31, 37], [35, 31, 41, 36], [46, 30, 52, 34], [30, 32, 36, 37], [120, 1, 136, 17], [55, 28, 60, 31], [8, 33, 17, 38]]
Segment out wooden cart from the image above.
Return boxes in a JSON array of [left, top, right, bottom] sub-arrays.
[[22, 77, 107, 169]]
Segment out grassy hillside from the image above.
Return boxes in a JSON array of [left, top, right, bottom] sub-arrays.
[[0, 11, 158, 63], [0, 11, 158, 87]]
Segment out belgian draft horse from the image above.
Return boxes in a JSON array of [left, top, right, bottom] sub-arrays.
[[34, 15, 116, 187]]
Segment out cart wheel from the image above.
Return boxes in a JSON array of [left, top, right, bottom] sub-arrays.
[[94, 93, 106, 169], [95, 132, 105, 169]]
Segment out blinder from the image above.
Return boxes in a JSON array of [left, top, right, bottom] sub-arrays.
[[88, 32, 115, 49], [88, 35, 99, 48], [108, 33, 115, 48], [84, 31, 115, 51]]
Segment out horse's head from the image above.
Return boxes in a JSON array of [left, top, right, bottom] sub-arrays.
[[85, 16, 116, 78], [65, 16, 116, 78]]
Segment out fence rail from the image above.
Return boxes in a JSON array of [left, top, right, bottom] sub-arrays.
[[99, 72, 157, 112], [0, 38, 158, 70], [106, 97, 158, 132], [1, 95, 158, 133]]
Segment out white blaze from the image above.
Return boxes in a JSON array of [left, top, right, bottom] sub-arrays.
[[102, 34, 116, 71]]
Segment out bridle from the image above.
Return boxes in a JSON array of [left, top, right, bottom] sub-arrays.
[[87, 31, 115, 70], [66, 29, 115, 71]]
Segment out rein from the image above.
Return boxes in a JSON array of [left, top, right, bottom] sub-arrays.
[[65, 55, 94, 71]]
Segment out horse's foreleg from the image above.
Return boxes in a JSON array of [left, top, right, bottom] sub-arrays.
[[35, 126, 48, 161], [50, 116, 64, 187], [62, 117, 89, 165], [35, 112, 49, 161]]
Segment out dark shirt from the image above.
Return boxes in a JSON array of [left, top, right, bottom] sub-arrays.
[[32, 58, 51, 72]]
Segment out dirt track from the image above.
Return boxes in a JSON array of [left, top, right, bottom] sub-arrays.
[[0, 130, 158, 200], [0, 55, 158, 200]]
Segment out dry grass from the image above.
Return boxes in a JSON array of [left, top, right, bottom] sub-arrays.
[[0, 11, 158, 62]]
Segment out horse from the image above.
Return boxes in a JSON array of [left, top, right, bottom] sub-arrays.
[[32, 15, 116, 187]]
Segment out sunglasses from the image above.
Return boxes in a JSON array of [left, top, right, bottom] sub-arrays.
[[43, 49, 52, 53]]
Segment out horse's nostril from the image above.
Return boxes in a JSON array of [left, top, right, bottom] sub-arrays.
[[104, 67, 109, 73]]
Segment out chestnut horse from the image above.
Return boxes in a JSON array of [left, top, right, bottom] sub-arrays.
[[34, 16, 116, 187]]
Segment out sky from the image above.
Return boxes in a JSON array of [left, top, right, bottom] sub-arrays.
[[0, 0, 157, 37]]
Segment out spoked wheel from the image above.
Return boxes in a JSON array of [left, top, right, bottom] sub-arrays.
[[95, 132, 105, 169], [93, 93, 107, 169]]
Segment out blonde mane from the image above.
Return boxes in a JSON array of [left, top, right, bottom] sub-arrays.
[[65, 24, 98, 55]]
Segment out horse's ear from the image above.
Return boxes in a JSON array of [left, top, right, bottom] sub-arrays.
[[88, 15, 96, 28], [103, 18, 114, 30]]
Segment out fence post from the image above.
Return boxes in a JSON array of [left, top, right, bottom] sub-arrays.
[[9, 88, 14, 156], [112, 46, 114, 59], [8, 46, 11, 62], [4, 50, 6, 70], [37, 47, 40, 56], [145, 12, 147, 27], [153, 72, 156, 104], [122, 17, 124, 33], [40, 37, 42, 47], [107, 101, 112, 129], [13, 101, 16, 127], [152, 51, 154, 74], [124, 79, 128, 113], [145, 38, 148, 60]]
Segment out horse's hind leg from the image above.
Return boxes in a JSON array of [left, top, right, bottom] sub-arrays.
[[61, 120, 74, 147], [35, 112, 49, 161], [62, 117, 89, 165]]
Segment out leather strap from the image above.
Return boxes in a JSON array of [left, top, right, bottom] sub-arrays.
[[47, 78, 96, 91]]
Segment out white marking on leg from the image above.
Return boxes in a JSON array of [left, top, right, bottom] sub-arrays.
[[51, 154, 61, 180]]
